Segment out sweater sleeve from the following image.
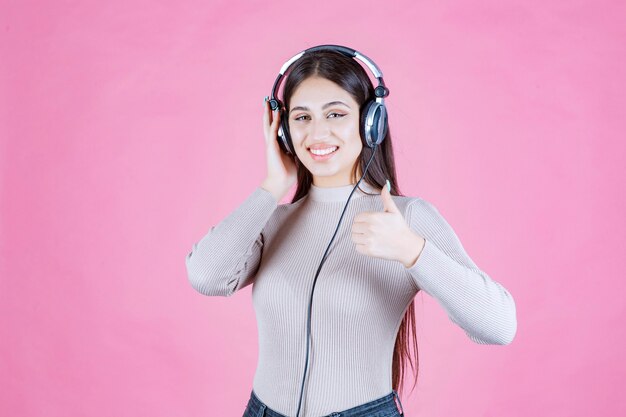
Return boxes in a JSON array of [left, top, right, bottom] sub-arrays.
[[185, 186, 278, 297], [403, 198, 517, 345]]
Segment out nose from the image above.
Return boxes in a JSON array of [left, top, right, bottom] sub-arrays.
[[311, 118, 331, 140]]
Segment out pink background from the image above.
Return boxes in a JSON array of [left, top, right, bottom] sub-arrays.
[[1, 0, 624, 416]]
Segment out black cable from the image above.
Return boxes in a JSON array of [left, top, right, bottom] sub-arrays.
[[294, 143, 380, 417]]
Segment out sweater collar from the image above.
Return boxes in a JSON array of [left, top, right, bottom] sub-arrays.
[[308, 181, 380, 202]]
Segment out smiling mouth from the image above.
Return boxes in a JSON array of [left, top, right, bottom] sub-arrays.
[[308, 146, 339, 156], [307, 146, 339, 161]]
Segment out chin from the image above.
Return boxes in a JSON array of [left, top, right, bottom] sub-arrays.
[[307, 164, 341, 176]]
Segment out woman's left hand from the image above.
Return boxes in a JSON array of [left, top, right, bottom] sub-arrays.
[[351, 183, 426, 268]]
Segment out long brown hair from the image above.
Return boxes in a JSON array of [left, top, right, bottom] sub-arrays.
[[280, 49, 419, 396]]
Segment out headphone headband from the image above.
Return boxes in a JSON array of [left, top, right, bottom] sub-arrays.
[[269, 44, 389, 112]]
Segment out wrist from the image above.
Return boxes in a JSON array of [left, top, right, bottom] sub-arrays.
[[261, 178, 288, 201]]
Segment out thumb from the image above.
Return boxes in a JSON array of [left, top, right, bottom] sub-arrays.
[[381, 179, 400, 214]]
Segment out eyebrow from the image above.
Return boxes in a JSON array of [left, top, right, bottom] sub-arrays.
[[289, 101, 351, 114]]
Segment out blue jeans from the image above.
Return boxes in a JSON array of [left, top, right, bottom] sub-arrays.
[[242, 389, 405, 417]]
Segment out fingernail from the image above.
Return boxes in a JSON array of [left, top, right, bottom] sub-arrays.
[[264, 96, 269, 103], [386, 179, 391, 192]]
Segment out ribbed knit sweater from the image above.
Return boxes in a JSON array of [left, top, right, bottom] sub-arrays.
[[185, 181, 517, 417]]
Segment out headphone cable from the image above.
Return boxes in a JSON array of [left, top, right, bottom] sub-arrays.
[[294, 143, 380, 417]]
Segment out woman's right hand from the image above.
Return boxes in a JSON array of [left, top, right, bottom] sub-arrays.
[[261, 97, 297, 201]]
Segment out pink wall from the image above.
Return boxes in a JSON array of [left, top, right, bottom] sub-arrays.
[[1, 0, 624, 416]]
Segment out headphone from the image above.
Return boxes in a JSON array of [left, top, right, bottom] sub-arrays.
[[268, 44, 390, 157], [267, 45, 391, 417]]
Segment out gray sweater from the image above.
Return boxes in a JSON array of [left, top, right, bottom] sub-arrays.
[[185, 181, 517, 416]]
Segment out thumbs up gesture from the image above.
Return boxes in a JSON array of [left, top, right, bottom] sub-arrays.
[[351, 180, 426, 268]]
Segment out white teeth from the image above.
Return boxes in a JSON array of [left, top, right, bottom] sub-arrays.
[[310, 146, 338, 156]]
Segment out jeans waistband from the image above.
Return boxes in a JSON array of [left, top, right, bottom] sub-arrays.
[[245, 389, 404, 417]]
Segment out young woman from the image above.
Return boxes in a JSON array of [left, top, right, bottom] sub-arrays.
[[186, 46, 517, 417]]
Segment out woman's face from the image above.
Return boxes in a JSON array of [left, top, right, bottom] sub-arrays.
[[287, 76, 363, 187]]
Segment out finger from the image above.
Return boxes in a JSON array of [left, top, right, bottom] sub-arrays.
[[354, 243, 367, 255], [354, 229, 372, 243], [263, 98, 270, 139], [351, 222, 367, 234], [267, 109, 283, 152], [381, 180, 400, 214], [351, 233, 367, 245], [271, 108, 281, 131], [270, 110, 280, 139], [353, 212, 370, 223]]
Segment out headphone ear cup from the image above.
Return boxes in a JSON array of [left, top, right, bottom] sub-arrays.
[[360, 101, 373, 148], [278, 108, 296, 156], [376, 104, 388, 145], [361, 100, 388, 148]]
